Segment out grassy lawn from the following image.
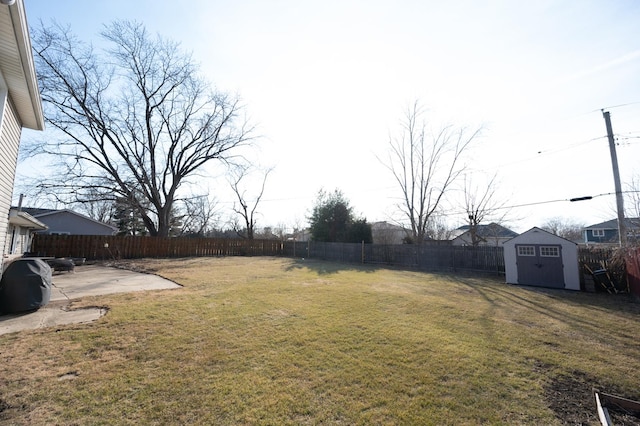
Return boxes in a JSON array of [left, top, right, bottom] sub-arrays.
[[1, 257, 639, 425]]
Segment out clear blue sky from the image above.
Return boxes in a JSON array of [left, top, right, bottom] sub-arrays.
[[17, 0, 640, 232]]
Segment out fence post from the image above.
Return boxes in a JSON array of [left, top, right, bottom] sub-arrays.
[[361, 240, 365, 264]]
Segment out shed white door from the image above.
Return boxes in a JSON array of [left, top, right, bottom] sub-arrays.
[[515, 244, 564, 288]]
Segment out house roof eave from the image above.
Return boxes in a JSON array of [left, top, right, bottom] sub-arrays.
[[9, 209, 48, 230], [1, 0, 44, 130]]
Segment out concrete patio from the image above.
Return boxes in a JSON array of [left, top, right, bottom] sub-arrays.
[[0, 264, 180, 335]]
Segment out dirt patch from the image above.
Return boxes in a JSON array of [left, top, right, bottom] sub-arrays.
[[545, 369, 640, 425], [0, 397, 26, 423], [103, 260, 159, 274]]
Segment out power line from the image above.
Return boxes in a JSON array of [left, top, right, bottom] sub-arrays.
[[533, 135, 606, 156], [492, 191, 640, 212], [444, 191, 638, 216], [468, 135, 607, 174], [595, 101, 640, 111]]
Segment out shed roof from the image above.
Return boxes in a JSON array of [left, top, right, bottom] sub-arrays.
[[504, 226, 577, 246]]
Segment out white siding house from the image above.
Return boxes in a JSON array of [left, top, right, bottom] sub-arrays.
[[0, 0, 44, 274]]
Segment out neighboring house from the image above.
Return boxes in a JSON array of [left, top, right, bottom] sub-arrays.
[[371, 221, 408, 245], [21, 208, 118, 236], [451, 223, 518, 246], [583, 218, 640, 245], [5, 207, 47, 259], [287, 228, 311, 242], [0, 0, 45, 273]]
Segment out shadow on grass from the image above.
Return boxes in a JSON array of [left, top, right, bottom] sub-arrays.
[[455, 274, 639, 313], [287, 256, 640, 317], [454, 275, 640, 347], [284, 258, 382, 275]]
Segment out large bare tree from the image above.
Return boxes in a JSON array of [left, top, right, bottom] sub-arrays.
[[383, 101, 481, 243], [29, 20, 252, 237]]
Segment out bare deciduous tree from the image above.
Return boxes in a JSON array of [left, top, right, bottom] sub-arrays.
[[425, 213, 455, 241], [229, 166, 272, 239], [272, 222, 290, 240], [541, 217, 585, 242], [462, 173, 510, 246], [180, 195, 221, 237], [29, 20, 252, 237], [78, 197, 115, 224], [625, 173, 640, 218], [383, 101, 482, 243]]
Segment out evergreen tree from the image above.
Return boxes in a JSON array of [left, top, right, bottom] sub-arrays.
[[112, 196, 148, 236], [309, 189, 372, 243]]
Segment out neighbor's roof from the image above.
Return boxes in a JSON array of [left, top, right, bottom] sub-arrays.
[[19, 207, 118, 231], [454, 223, 518, 238], [0, 0, 44, 130], [584, 218, 640, 230], [370, 221, 407, 231], [18, 207, 56, 217]]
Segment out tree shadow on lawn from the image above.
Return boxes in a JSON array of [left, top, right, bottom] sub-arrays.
[[454, 275, 640, 363], [454, 274, 640, 318], [283, 257, 486, 275], [286, 257, 640, 318], [453, 276, 640, 425], [284, 258, 382, 275]]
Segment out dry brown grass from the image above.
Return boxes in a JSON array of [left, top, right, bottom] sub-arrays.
[[1, 257, 639, 425]]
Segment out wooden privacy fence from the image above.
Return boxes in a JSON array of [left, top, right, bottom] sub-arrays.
[[283, 241, 505, 273], [31, 234, 284, 259], [31, 234, 630, 280], [624, 247, 640, 299], [32, 235, 505, 274], [578, 247, 627, 292]]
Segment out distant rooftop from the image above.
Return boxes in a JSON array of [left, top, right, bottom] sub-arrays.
[[454, 223, 518, 238], [584, 218, 640, 229]]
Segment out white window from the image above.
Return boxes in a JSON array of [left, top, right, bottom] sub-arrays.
[[540, 246, 560, 257], [517, 246, 535, 256], [592, 229, 605, 237]]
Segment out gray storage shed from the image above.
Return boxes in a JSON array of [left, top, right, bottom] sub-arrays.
[[503, 227, 580, 290]]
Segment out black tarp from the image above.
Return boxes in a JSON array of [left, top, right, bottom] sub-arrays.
[[0, 259, 52, 314]]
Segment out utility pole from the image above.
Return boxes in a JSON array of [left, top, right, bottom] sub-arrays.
[[602, 110, 626, 246]]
